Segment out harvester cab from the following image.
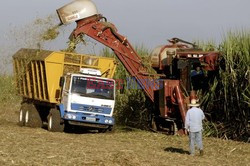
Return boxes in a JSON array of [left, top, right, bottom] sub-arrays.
[[150, 38, 219, 91]]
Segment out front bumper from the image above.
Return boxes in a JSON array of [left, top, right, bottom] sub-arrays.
[[63, 111, 115, 126]]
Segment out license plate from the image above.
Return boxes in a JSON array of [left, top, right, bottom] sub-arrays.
[[86, 117, 96, 122]]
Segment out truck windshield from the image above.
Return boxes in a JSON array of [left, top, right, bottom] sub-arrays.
[[71, 76, 114, 100]]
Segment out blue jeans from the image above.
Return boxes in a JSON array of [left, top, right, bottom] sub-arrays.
[[189, 131, 203, 155]]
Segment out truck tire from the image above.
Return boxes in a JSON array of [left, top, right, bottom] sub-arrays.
[[47, 108, 64, 132], [24, 103, 43, 128], [98, 128, 108, 133], [98, 126, 113, 133], [18, 104, 27, 126]]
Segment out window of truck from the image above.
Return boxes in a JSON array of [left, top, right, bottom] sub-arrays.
[[71, 76, 114, 100]]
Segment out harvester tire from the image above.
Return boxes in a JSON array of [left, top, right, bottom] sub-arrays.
[[169, 121, 177, 135], [24, 103, 43, 128], [47, 108, 64, 132], [18, 104, 27, 126], [150, 116, 159, 132]]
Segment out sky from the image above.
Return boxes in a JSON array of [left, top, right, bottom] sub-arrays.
[[0, 0, 250, 72]]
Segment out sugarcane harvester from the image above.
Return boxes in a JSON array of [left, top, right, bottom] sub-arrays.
[[57, 0, 219, 134]]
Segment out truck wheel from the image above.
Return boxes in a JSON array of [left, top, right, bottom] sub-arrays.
[[47, 108, 64, 132], [108, 126, 113, 132], [18, 105, 27, 126], [98, 126, 113, 133], [24, 104, 42, 128], [98, 128, 108, 133]]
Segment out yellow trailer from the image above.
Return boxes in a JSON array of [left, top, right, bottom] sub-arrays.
[[13, 48, 117, 132]]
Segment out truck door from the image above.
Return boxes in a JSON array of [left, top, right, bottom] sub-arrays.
[[62, 75, 71, 111]]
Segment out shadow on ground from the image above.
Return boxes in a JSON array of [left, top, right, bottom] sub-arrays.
[[164, 147, 189, 154]]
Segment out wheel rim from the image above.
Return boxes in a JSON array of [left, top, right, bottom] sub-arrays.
[[151, 117, 157, 131], [48, 115, 52, 130], [25, 110, 29, 124], [19, 109, 23, 122]]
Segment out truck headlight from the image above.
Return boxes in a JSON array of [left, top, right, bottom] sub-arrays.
[[65, 114, 76, 120], [109, 120, 112, 124], [65, 114, 71, 119], [105, 119, 109, 123]]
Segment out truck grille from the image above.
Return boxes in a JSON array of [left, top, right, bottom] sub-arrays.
[[71, 103, 111, 115]]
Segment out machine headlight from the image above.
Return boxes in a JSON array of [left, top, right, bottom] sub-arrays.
[[105, 119, 109, 123], [109, 120, 112, 124]]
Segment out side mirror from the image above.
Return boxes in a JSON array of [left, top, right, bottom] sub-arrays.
[[55, 89, 61, 100], [59, 76, 65, 87]]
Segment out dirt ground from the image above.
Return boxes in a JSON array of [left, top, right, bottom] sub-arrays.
[[0, 105, 249, 166]]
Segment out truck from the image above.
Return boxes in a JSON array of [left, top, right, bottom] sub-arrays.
[[13, 48, 117, 132], [56, 0, 220, 134]]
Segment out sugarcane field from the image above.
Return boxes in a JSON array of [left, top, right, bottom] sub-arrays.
[[0, 0, 249, 165]]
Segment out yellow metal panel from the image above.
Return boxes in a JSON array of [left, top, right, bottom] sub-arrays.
[[45, 62, 63, 103], [16, 60, 22, 95], [40, 61, 47, 101], [25, 62, 32, 98], [21, 60, 27, 96], [96, 58, 117, 79], [35, 62, 42, 99], [110, 63, 117, 79], [45, 52, 64, 103], [14, 60, 21, 94], [31, 62, 38, 99], [46, 52, 65, 63], [59, 51, 117, 78]]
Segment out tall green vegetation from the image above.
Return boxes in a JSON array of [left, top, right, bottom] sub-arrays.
[[100, 46, 151, 129], [202, 31, 250, 141], [0, 75, 21, 122], [0, 76, 20, 106]]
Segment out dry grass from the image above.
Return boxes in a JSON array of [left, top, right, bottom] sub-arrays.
[[41, 25, 60, 41], [0, 103, 249, 166]]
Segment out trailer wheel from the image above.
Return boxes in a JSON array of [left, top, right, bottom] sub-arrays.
[[24, 103, 42, 128], [47, 108, 64, 132], [18, 104, 27, 126]]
